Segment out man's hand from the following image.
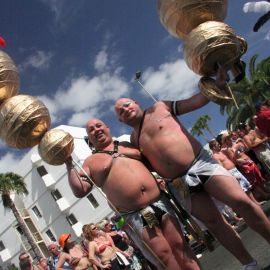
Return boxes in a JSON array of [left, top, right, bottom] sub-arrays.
[[156, 178, 166, 191], [65, 156, 74, 170]]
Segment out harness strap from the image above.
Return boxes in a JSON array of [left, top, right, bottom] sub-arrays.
[[92, 140, 119, 155]]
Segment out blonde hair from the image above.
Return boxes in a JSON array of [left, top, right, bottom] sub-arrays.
[[97, 219, 109, 231], [83, 223, 96, 241]]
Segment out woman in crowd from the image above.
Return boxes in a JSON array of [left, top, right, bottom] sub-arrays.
[[56, 233, 93, 270], [99, 219, 142, 270], [84, 223, 130, 270]]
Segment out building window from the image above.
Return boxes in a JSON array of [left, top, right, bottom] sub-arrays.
[[46, 229, 56, 242], [87, 193, 99, 208], [16, 226, 24, 235], [32, 206, 42, 218], [37, 166, 48, 177], [66, 214, 78, 226], [0, 241, 5, 252], [51, 189, 62, 201]]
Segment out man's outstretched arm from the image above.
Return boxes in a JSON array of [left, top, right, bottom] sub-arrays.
[[164, 92, 210, 116], [65, 156, 92, 198]]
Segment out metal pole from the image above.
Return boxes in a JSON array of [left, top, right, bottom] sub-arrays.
[[134, 71, 158, 103]]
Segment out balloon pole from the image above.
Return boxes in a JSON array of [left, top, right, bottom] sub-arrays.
[[134, 71, 158, 103]]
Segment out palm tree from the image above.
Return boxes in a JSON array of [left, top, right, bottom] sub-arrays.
[[220, 54, 270, 130], [191, 115, 216, 142], [0, 172, 43, 259]]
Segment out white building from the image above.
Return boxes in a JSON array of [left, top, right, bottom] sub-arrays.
[[0, 125, 129, 269]]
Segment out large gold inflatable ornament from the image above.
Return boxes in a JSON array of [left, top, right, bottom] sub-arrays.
[[0, 95, 51, 148], [38, 129, 74, 165], [0, 50, 20, 105], [157, 0, 228, 39], [183, 21, 247, 77], [199, 77, 232, 105]]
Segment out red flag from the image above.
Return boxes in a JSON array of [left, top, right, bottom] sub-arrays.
[[0, 37, 6, 47]]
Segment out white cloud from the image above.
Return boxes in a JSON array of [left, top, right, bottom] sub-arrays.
[[265, 30, 270, 40], [94, 50, 108, 72], [39, 0, 86, 30], [243, 1, 270, 13], [19, 50, 53, 71], [0, 152, 21, 173], [38, 48, 130, 126], [142, 59, 200, 100]]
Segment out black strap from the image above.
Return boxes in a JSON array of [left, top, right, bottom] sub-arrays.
[[92, 140, 119, 155], [137, 110, 146, 151]]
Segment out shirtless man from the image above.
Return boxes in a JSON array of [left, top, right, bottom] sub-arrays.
[[209, 136, 258, 205], [223, 136, 270, 201], [65, 118, 201, 270], [238, 123, 270, 175], [115, 96, 270, 270]]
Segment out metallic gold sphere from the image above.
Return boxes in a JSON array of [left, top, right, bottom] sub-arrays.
[[157, 0, 228, 39], [38, 129, 74, 165], [198, 77, 232, 105], [183, 21, 247, 76], [0, 95, 51, 148], [0, 50, 20, 105]]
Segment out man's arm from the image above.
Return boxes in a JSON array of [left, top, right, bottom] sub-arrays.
[[164, 92, 209, 116], [65, 157, 92, 198]]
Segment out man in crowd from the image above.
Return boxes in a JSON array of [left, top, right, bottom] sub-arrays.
[[237, 122, 270, 175], [65, 118, 201, 270], [114, 94, 270, 270], [47, 243, 71, 270], [209, 136, 259, 205], [19, 252, 39, 270], [255, 101, 270, 138]]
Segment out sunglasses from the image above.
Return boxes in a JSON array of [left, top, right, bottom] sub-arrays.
[[91, 226, 97, 230]]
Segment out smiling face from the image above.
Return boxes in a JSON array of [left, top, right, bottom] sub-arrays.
[[114, 98, 142, 126], [86, 119, 112, 147]]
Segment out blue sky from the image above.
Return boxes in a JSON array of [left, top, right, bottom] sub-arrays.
[[0, 0, 270, 172]]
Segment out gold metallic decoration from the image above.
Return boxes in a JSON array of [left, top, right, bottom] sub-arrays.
[[38, 129, 74, 165], [0, 95, 51, 148], [198, 77, 232, 105], [183, 21, 247, 76], [139, 207, 159, 228], [157, 0, 228, 39], [0, 50, 20, 105]]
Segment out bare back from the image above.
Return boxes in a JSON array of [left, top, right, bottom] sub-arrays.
[[84, 142, 160, 212], [131, 102, 202, 178]]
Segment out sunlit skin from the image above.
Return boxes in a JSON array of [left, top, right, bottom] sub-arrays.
[[115, 98, 204, 178], [65, 118, 201, 270], [115, 96, 270, 266], [56, 237, 91, 270]]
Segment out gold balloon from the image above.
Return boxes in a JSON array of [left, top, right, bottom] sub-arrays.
[[38, 129, 74, 165], [0, 50, 20, 105], [183, 21, 247, 76], [0, 95, 51, 148], [198, 76, 232, 105], [157, 0, 228, 39]]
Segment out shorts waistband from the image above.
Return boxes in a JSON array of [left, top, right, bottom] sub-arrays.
[[179, 147, 203, 177]]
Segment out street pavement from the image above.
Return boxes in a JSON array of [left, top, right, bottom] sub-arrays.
[[199, 201, 270, 270]]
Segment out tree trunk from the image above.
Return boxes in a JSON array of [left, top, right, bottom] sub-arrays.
[[205, 125, 216, 138], [6, 195, 43, 259]]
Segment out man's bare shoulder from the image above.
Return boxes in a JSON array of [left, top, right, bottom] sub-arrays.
[[157, 100, 171, 110]]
